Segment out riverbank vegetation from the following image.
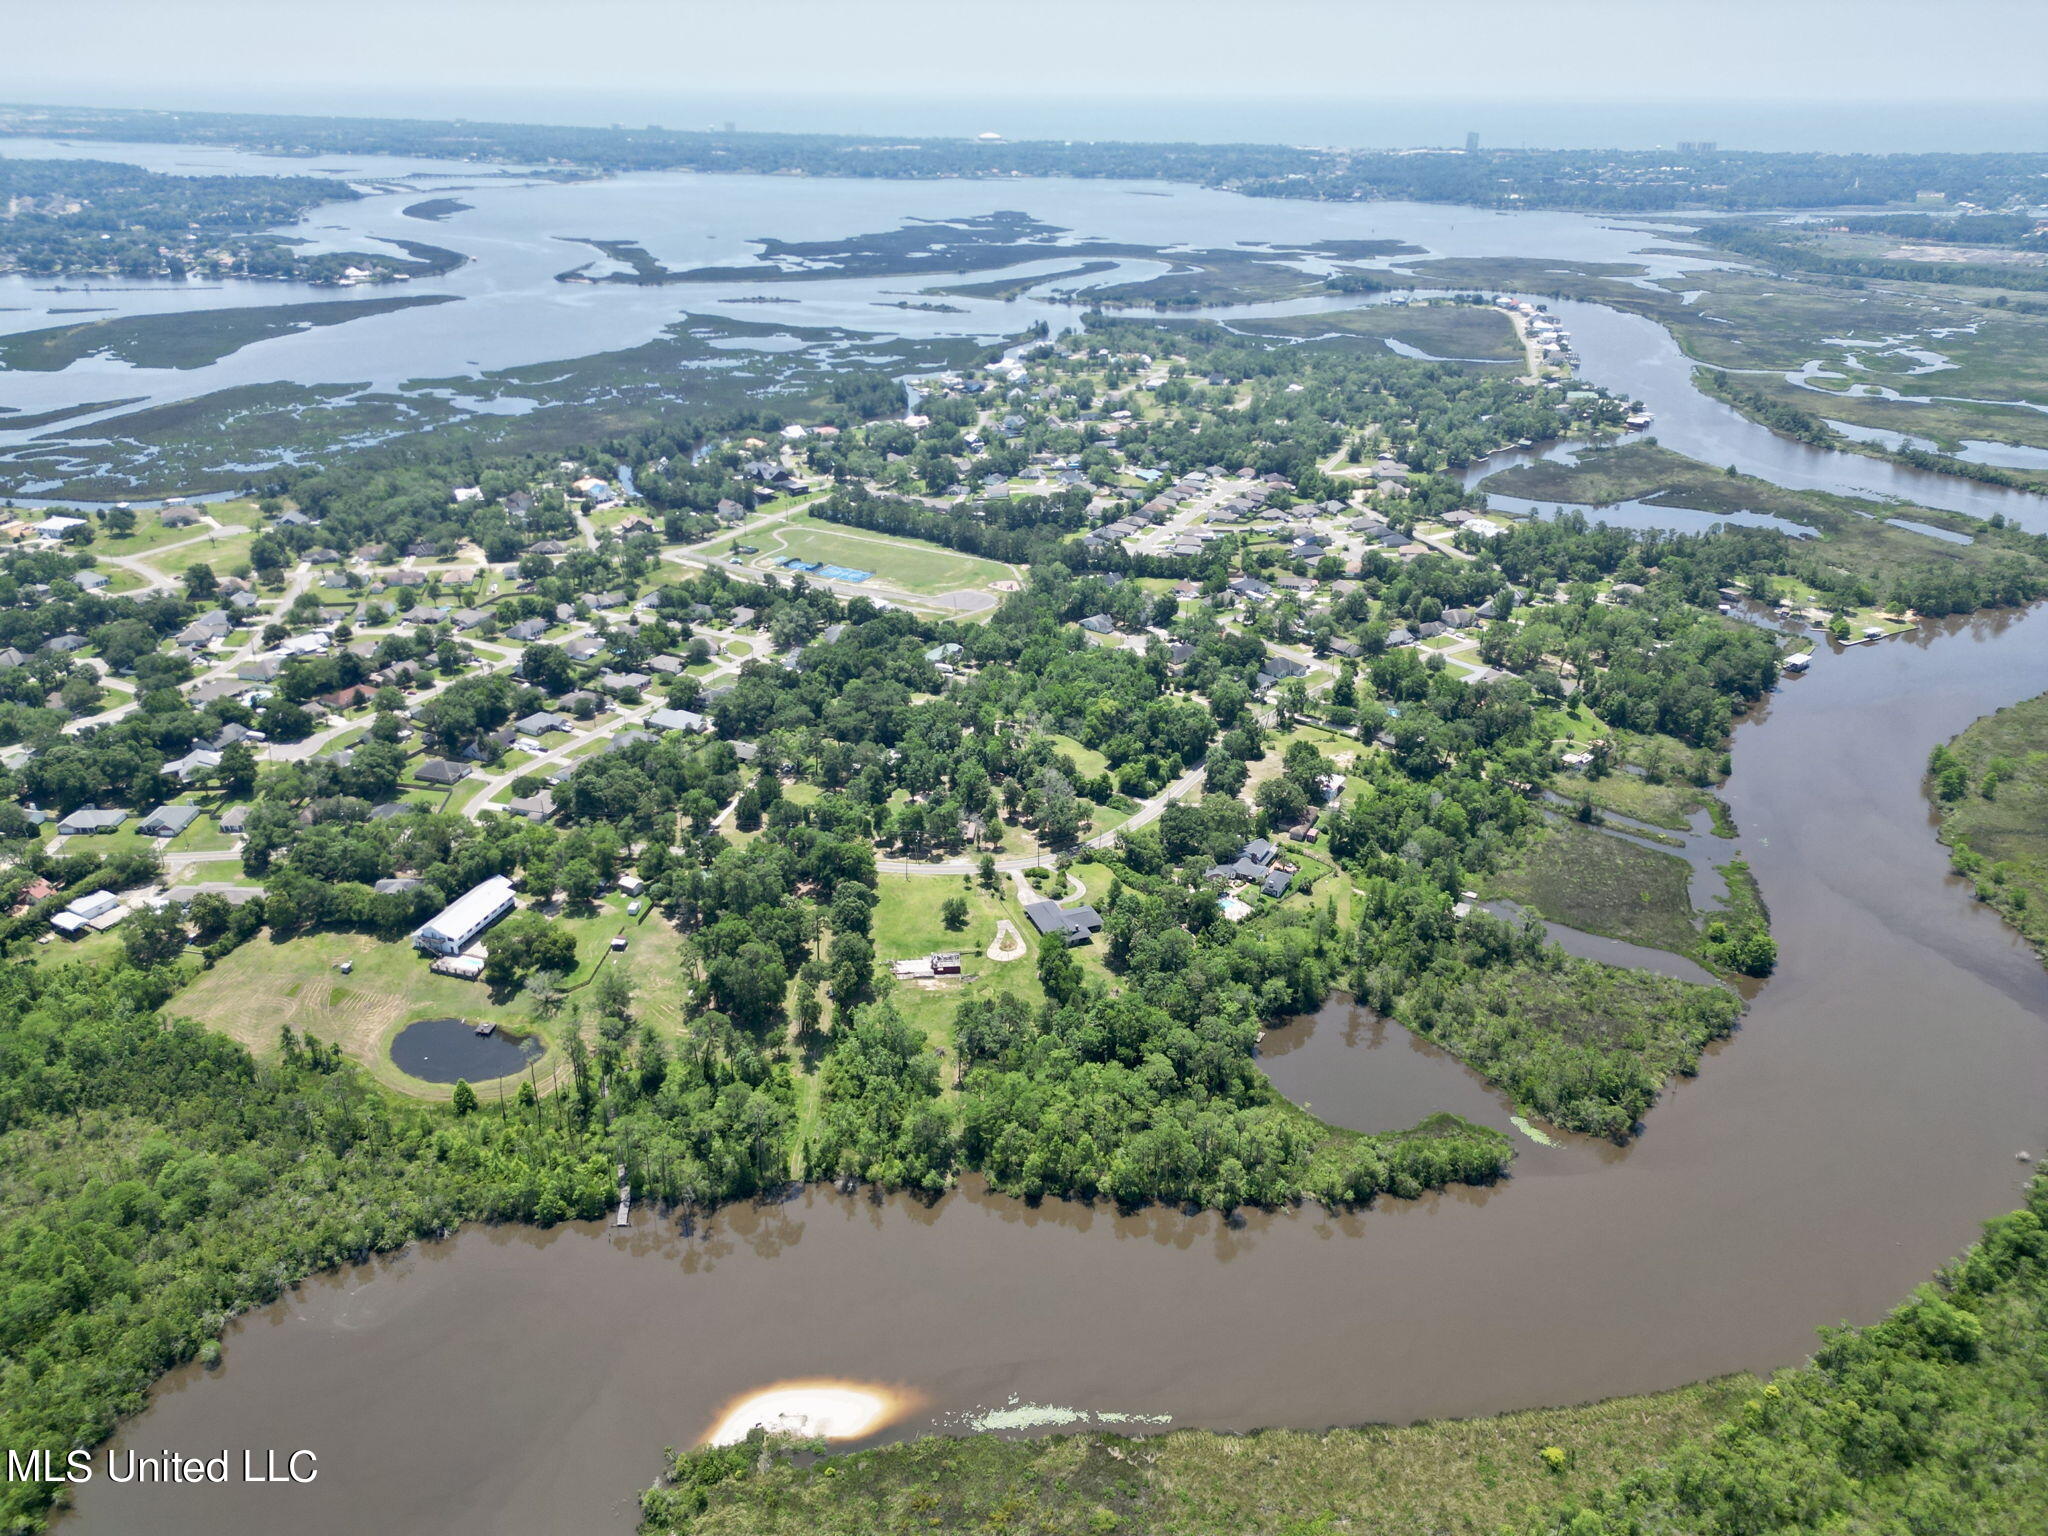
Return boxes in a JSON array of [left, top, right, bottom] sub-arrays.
[[1350, 900, 1739, 1140], [644, 1176, 2048, 1535], [1484, 441, 2048, 618], [1930, 690, 2048, 958], [1395, 254, 2048, 491], [1491, 819, 1700, 956], [0, 957, 765, 1534]]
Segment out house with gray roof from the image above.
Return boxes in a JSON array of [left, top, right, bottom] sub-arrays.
[[58, 807, 128, 835], [1023, 901, 1103, 945]]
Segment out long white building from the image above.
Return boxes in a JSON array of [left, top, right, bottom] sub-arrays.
[[412, 875, 517, 956]]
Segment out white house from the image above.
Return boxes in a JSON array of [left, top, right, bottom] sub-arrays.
[[412, 876, 517, 956]]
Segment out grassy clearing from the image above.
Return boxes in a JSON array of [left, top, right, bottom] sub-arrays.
[[143, 529, 258, 580], [1042, 732, 1110, 780], [89, 501, 257, 556], [168, 900, 660, 1098], [752, 514, 1014, 595], [171, 928, 555, 1098], [1556, 769, 1719, 834], [661, 1374, 1755, 1536], [869, 874, 1045, 1066], [1490, 818, 1699, 957], [29, 930, 176, 974]]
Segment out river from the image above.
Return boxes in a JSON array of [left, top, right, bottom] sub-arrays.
[[59, 608, 2048, 1535]]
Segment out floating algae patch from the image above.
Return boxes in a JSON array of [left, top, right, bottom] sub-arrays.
[[1511, 1115, 1561, 1147], [963, 1398, 1173, 1432]]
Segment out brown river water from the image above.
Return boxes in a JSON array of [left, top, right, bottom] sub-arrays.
[[59, 611, 2048, 1536]]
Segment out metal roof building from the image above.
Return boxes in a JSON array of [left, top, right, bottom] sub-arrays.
[[412, 876, 517, 957]]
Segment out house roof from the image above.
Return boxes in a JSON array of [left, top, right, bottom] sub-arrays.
[[1023, 900, 1103, 939], [139, 804, 201, 835]]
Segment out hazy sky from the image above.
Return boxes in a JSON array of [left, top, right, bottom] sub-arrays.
[[5, 0, 2046, 145]]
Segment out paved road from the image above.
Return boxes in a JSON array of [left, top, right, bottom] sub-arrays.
[[64, 562, 314, 736], [452, 633, 754, 819]]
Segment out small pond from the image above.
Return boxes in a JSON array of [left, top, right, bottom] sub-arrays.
[[390, 1017, 542, 1084]]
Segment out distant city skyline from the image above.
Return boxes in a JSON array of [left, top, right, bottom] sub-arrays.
[[4, 1, 2046, 154]]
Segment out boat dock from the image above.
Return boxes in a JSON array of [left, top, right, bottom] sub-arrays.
[[614, 1163, 631, 1227]]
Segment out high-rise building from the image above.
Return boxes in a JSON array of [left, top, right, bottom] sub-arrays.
[[1465, 131, 1480, 153], [1677, 140, 1718, 154]]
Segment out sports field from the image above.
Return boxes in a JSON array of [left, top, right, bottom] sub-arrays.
[[751, 515, 1014, 595]]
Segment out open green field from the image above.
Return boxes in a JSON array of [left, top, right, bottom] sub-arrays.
[[172, 927, 557, 1098], [868, 874, 1046, 1066], [169, 899, 659, 1099], [88, 500, 259, 557], [1557, 769, 1725, 835], [745, 514, 1016, 595], [1042, 732, 1109, 779], [29, 928, 173, 974], [1490, 818, 1700, 957], [1934, 690, 2048, 958], [54, 811, 235, 861], [142, 528, 259, 580]]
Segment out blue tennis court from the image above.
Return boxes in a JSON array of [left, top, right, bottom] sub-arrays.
[[815, 564, 874, 583]]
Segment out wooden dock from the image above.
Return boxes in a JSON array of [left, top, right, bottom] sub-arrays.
[[614, 1163, 631, 1227]]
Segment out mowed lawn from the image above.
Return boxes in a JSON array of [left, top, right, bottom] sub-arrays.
[[173, 928, 553, 1098], [171, 902, 685, 1099], [754, 515, 1014, 595], [94, 500, 259, 557], [868, 874, 1045, 1069], [145, 529, 258, 580]]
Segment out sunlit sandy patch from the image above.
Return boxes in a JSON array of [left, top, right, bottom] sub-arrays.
[[705, 1381, 912, 1445]]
